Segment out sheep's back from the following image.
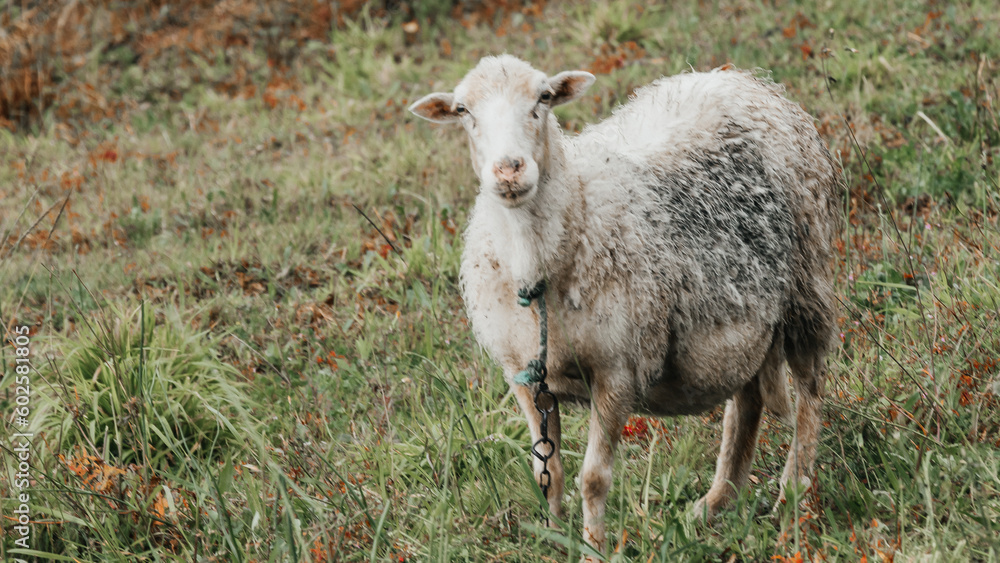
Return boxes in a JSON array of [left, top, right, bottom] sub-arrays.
[[567, 68, 836, 346], [641, 128, 795, 334]]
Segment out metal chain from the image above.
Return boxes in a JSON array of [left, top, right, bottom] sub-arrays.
[[515, 280, 558, 524]]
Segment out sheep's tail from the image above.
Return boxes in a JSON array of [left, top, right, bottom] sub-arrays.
[[758, 329, 792, 421], [782, 126, 840, 402], [758, 141, 839, 422], [760, 294, 838, 421]]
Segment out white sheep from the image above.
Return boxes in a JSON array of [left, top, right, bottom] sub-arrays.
[[410, 55, 838, 558]]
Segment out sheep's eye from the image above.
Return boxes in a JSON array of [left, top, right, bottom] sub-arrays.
[[539, 91, 553, 103], [455, 104, 467, 114]]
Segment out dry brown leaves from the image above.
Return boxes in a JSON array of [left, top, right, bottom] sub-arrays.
[[1, 0, 549, 131], [588, 41, 646, 75], [58, 452, 190, 547], [134, 259, 326, 303]]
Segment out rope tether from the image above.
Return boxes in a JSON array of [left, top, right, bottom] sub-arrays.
[[512, 280, 558, 522]]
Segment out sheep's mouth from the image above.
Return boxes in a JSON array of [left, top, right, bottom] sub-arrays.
[[495, 183, 535, 206]]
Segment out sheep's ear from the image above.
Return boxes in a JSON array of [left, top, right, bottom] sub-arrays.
[[409, 93, 460, 123], [547, 71, 596, 106]]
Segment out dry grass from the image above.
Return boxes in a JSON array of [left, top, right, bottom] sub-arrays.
[[2, 0, 999, 560]]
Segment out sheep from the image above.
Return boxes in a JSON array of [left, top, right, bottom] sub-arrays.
[[409, 55, 839, 558]]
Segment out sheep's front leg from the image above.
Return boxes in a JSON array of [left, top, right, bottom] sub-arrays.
[[580, 380, 630, 560], [513, 384, 564, 521]]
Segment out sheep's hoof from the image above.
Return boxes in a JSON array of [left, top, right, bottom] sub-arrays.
[[775, 475, 813, 513], [690, 496, 719, 523], [579, 546, 605, 563]]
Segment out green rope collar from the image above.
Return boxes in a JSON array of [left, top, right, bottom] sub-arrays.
[[513, 280, 548, 385]]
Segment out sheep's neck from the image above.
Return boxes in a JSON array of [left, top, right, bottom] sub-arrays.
[[478, 137, 578, 288]]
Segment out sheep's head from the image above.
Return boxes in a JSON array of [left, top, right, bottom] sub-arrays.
[[409, 55, 594, 207]]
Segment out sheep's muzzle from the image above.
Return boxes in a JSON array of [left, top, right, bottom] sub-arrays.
[[492, 157, 533, 203], [493, 156, 525, 180]]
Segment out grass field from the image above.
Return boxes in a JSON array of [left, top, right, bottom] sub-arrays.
[[2, 0, 999, 560]]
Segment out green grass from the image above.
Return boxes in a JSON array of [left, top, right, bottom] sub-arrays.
[[2, 0, 999, 560]]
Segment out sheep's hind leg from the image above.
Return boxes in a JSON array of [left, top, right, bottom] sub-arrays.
[[779, 353, 824, 504], [512, 384, 565, 522], [692, 375, 764, 521]]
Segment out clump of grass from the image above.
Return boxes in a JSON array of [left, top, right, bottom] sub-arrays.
[[38, 304, 252, 471], [2, 303, 310, 559]]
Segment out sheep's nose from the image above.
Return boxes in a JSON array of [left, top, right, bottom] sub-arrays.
[[493, 157, 525, 183]]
